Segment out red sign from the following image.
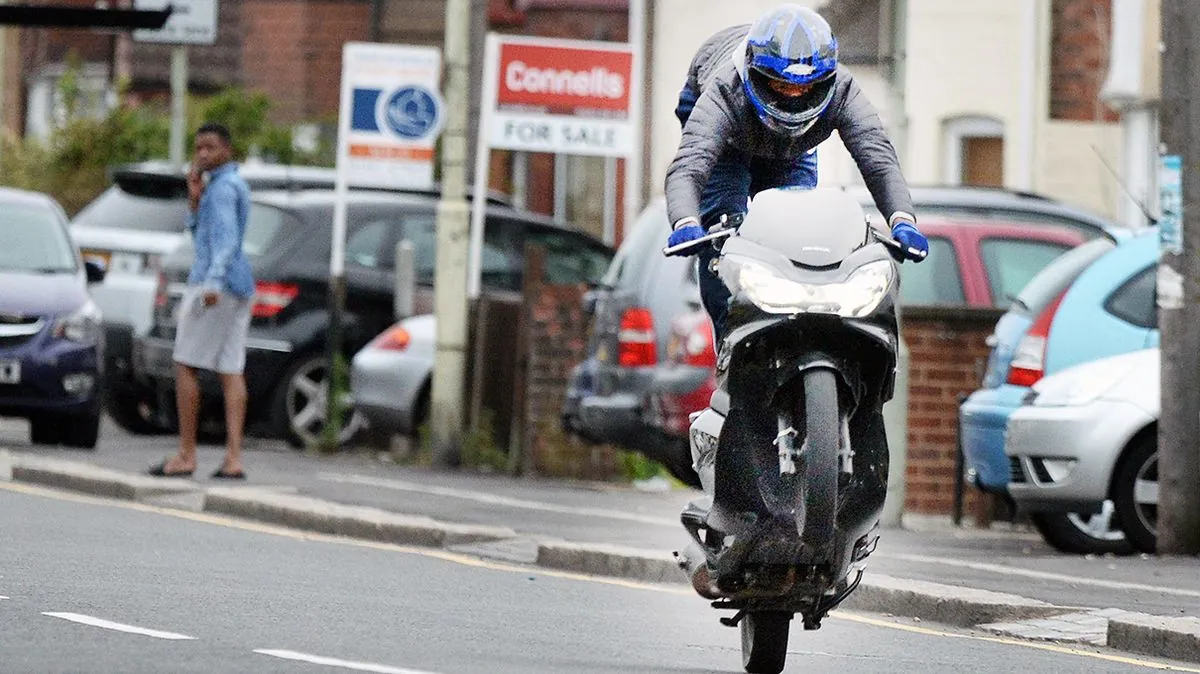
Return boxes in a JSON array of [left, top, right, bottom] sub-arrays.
[[496, 42, 633, 118]]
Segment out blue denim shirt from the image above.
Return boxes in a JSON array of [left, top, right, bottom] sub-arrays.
[[186, 162, 255, 298]]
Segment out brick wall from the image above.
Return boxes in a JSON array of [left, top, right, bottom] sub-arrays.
[[242, 0, 371, 124], [1050, 0, 1119, 123], [518, 248, 622, 480], [901, 307, 1001, 515]]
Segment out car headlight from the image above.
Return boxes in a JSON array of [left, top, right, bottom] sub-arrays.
[[54, 300, 103, 344], [1031, 361, 1133, 407], [720, 256, 893, 318]]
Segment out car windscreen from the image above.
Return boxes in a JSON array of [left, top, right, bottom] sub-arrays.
[[165, 203, 302, 268], [0, 203, 78, 273], [71, 185, 189, 233]]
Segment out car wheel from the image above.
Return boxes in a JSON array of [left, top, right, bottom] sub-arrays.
[[61, 414, 101, 449], [1029, 504, 1133, 555], [103, 381, 166, 435], [1112, 436, 1158, 554], [272, 353, 365, 449], [29, 415, 62, 446]]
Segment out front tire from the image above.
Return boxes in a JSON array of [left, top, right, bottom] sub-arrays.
[[271, 353, 365, 449], [741, 611, 791, 674], [1030, 507, 1133, 555], [800, 369, 839, 558], [1111, 436, 1158, 554]]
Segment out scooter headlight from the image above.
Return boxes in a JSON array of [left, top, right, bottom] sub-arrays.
[[721, 257, 893, 318]]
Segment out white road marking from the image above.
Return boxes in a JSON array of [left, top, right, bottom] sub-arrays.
[[319, 473, 680, 527], [0, 596, 8, 600], [254, 649, 441, 673], [881, 552, 1200, 599], [42, 612, 196, 640]]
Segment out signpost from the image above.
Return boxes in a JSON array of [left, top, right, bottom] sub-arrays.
[[468, 35, 636, 297], [133, 0, 219, 165], [329, 43, 445, 447]]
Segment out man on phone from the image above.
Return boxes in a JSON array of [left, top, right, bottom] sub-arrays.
[[149, 123, 254, 480]]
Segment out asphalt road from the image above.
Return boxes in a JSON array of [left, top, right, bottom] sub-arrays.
[[5, 416, 1200, 621], [2, 482, 1194, 674]]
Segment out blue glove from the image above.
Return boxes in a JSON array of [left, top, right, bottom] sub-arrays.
[[891, 221, 929, 262], [666, 223, 706, 256]]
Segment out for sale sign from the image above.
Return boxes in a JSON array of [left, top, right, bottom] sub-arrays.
[[484, 36, 635, 158]]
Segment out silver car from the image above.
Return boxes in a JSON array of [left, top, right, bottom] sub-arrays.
[[350, 315, 434, 436], [1005, 348, 1159, 553]]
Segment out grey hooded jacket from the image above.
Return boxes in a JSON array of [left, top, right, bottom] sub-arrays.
[[664, 25, 915, 229]]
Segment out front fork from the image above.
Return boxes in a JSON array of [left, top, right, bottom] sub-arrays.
[[774, 413, 854, 476]]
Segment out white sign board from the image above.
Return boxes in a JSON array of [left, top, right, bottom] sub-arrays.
[[335, 43, 445, 192], [483, 35, 636, 158], [133, 0, 218, 45]]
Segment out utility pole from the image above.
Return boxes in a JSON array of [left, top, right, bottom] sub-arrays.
[[168, 47, 187, 164], [430, 0, 472, 466], [1157, 0, 1200, 555]]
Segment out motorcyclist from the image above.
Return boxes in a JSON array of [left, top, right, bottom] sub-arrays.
[[665, 4, 928, 345]]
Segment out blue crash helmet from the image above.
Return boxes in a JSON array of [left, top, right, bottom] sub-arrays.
[[741, 5, 839, 137]]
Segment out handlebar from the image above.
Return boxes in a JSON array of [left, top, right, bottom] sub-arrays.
[[872, 229, 928, 262], [661, 226, 737, 257]]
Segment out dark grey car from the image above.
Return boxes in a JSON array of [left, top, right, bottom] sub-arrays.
[[563, 186, 1128, 486]]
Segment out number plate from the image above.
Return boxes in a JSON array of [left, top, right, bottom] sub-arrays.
[[0, 360, 21, 385]]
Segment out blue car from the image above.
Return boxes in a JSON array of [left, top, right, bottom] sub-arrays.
[[0, 188, 107, 448], [959, 227, 1159, 552]]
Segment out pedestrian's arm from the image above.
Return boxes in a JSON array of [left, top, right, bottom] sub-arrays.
[[202, 182, 240, 293], [836, 78, 916, 227], [664, 88, 736, 229]]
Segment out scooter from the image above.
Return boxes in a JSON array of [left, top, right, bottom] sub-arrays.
[[664, 187, 923, 674]]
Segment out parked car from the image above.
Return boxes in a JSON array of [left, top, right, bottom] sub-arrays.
[[1005, 348, 1160, 553], [564, 188, 1099, 485], [70, 161, 338, 434], [350, 230, 613, 438], [0, 187, 107, 448], [960, 228, 1158, 552], [136, 187, 610, 448]]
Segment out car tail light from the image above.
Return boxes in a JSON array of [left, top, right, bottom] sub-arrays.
[[1008, 292, 1066, 387], [252, 282, 300, 318], [618, 307, 657, 367], [371, 324, 411, 351]]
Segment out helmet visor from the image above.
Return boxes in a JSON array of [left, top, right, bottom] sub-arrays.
[[749, 68, 835, 124]]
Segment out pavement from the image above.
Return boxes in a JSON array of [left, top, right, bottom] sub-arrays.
[[2, 416, 1198, 666]]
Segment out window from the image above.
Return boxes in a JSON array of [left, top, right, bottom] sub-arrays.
[[345, 218, 392, 269], [71, 185, 190, 233], [526, 230, 613, 286], [243, 204, 300, 260], [399, 213, 521, 290], [1105, 265, 1157, 329], [603, 203, 668, 292], [942, 115, 1005, 187], [899, 237, 964, 306], [980, 238, 1073, 309], [1012, 237, 1115, 317]]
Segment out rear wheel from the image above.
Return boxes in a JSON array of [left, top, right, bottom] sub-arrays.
[[272, 354, 365, 449], [1030, 505, 1133, 555], [741, 611, 791, 674], [103, 378, 164, 435], [800, 369, 839, 557]]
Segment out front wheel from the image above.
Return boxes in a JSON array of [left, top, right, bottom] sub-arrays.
[[271, 354, 365, 449], [800, 368, 839, 558], [741, 611, 791, 674], [1111, 436, 1158, 553], [1030, 507, 1133, 555]]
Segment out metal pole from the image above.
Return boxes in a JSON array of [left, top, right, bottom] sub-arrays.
[[394, 240, 414, 321], [325, 44, 356, 453], [467, 34, 498, 300], [431, 0, 474, 466], [624, 0, 646, 234], [1157, 0, 1200, 555], [168, 45, 187, 166]]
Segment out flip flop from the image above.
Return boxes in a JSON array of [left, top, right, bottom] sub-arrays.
[[148, 461, 193, 478], [211, 468, 246, 480]]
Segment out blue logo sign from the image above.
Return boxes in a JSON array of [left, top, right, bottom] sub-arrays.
[[382, 86, 442, 141]]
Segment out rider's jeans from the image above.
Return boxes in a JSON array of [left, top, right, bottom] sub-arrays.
[[696, 148, 819, 346]]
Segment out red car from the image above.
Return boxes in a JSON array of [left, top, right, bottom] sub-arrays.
[[647, 218, 1088, 464]]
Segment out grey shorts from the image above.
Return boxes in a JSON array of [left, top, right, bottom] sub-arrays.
[[172, 287, 253, 375]]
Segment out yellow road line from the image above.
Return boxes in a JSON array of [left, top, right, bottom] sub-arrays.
[[3, 480, 1197, 672]]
